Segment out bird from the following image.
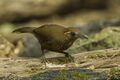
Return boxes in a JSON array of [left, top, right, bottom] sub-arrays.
[[13, 24, 88, 62]]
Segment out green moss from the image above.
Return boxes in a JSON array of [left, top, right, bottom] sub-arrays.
[[53, 70, 89, 80], [53, 70, 67, 80], [0, 23, 14, 33], [107, 68, 120, 80], [68, 27, 120, 53], [72, 71, 89, 80]]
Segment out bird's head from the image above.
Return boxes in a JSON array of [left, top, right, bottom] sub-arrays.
[[64, 27, 88, 40]]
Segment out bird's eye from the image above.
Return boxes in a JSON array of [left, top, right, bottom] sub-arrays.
[[70, 32, 76, 36]]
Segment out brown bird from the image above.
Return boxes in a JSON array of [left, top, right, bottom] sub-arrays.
[[13, 24, 87, 61]]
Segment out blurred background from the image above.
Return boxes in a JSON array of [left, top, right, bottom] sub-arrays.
[[0, 0, 120, 57], [0, 0, 120, 33]]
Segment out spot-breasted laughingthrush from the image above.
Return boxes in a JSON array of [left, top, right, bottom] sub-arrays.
[[13, 24, 88, 61]]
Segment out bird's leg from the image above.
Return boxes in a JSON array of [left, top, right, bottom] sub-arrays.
[[61, 52, 74, 62], [41, 50, 48, 69]]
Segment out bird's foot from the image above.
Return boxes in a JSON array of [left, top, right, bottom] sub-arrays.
[[65, 53, 74, 62], [41, 56, 49, 69]]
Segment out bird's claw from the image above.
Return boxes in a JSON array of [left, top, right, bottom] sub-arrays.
[[65, 54, 74, 62]]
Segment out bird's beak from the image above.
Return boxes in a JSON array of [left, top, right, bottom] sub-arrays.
[[78, 33, 88, 39]]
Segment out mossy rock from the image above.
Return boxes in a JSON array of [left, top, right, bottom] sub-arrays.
[[68, 27, 120, 53], [24, 68, 107, 80]]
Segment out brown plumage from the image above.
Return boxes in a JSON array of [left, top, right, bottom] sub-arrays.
[[13, 24, 87, 60]]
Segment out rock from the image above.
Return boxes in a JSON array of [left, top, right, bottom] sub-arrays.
[[16, 33, 42, 57]]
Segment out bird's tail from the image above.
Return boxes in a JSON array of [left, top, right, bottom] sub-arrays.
[[13, 27, 36, 33]]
